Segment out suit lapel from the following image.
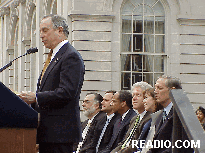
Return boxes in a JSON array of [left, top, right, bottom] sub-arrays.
[[131, 111, 151, 140], [112, 110, 134, 144], [39, 43, 68, 90], [155, 108, 173, 137], [139, 111, 151, 128], [103, 114, 120, 143]]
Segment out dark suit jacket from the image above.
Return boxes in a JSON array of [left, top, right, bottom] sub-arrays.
[[100, 109, 137, 153], [79, 111, 106, 153], [97, 113, 121, 152], [112, 111, 151, 153], [80, 113, 120, 153], [35, 42, 85, 144], [147, 107, 193, 153], [147, 108, 173, 153]]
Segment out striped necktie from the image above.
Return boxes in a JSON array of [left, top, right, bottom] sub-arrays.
[[41, 49, 53, 82], [121, 115, 140, 149], [96, 117, 111, 152], [76, 120, 92, 153], [162, 110, 167, 123]]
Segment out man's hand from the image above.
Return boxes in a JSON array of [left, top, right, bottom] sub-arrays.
[[19, 91, 36, 104]]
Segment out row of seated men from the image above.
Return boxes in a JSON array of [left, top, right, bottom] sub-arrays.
[[74, 75, 195, 153]]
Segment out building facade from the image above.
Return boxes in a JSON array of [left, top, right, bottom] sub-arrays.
[[0, 0, 205, 120]]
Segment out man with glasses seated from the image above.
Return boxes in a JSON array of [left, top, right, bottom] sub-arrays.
[[74, 93, 106, 153]]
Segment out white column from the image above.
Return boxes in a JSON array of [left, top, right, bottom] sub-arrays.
[[18, 2, 26, 92], [0, 16, 3, 81], [2, 14, 10, 86], [35, 0, 44, 86]]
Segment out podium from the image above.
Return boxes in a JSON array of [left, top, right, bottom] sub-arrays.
[[0, 82, 38, 153]]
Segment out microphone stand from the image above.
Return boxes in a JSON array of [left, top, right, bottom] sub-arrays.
[[0, 47, 38, 73]]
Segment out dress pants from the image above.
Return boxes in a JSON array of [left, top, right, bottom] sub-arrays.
[[39, 142, 73, 153]]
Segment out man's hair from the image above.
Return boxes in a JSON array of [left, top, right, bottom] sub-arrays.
[[42, 14, 69, 37], [118, 90, 133, 109], [160, 75, 182, 89], [105, 90, 116, 95], [86, 92, 103, 108], [196, 106, 205, 116], [131, 81, 153, 92]]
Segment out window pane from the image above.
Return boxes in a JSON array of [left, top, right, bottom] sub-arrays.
[[154, 55, 165, 72], [132, 55, 143, 72], [143, 73, 153, 86], [133, 34, 142, 52], [155, 17, 165, 34], [122, 34, 132, 52], [144, 17, 154, 34], [144, 55, 153, 72], [133, 16, 143, 33], [122, 16, 132, 33], [121, 54, 131, 71], [155, 35, 164, 53], [121, 73, 131, 90], [121, 0, 165, 90], [132, 73, 142, 86], [144, 34, 154, 53]]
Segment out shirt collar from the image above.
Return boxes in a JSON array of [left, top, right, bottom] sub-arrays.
[[89, 112, 100, 124], [121, 109, 130, 121], [107, 113, 115, 121], [51, 40, 68, 60], [164, 102, 173, 115], [139, 110, 147, 121]]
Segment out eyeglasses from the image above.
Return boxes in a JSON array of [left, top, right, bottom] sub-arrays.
[[82, 100, 92, 104]]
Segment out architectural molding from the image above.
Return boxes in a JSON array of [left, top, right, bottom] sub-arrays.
[[69, 10, 115, 20], [44, 0, 52, 15], [19, 0, 26, 4], [10, 1, 19, 17], [6, 45, 14, 54], [177, 15, 205, 25], [22, 37, 31, 46], [0, 7, 10, 16], [25, 1, 36, 38]]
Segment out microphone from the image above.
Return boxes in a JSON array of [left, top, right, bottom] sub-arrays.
[[0, 47, 38, 72], [27, 47, 38, 54]]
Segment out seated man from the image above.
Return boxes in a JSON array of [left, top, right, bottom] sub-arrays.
[[80, 90, 120, 153], [75, 92, 106, 153], [100, 90, 137, 153], [145, 75, 193, 153], [95, 91, 120, 153], [111, 81, 153, 153]]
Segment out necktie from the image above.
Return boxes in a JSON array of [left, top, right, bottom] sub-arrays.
[[162, 110, 167, 123], [41, 49, 53, 82], [121, 115, 140, 149], [76, 120, 92, 153], [96, 117, 111, 152], [118, 116, 122, 128]]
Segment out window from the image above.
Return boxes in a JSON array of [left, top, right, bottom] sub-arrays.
[[121, 0, 166, 90]]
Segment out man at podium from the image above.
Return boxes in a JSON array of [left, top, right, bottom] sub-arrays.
[[19, 14, 85, 153]]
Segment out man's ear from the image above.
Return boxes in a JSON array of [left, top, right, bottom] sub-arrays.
[[121, 101, 126, 107], [58, 26, 64, 33], [94, 103, 100, 110]]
